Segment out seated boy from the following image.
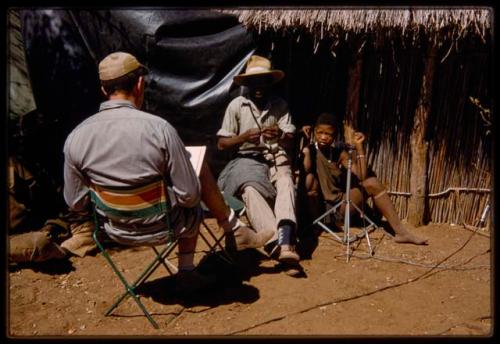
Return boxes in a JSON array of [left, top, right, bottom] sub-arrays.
[[300, 112, 427, 245]]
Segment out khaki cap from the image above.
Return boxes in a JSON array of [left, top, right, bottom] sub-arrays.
[[98, 51, 148, 81], [233, 55, 284, 86]]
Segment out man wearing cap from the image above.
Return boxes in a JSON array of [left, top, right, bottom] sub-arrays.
[[63, 52, 272, 291], [216, 55, 301, 274]]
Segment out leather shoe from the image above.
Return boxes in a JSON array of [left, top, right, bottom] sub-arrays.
[[278, 247, 300, 264]]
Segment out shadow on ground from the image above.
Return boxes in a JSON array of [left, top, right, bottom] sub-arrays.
[[138, 250, 273, 308]]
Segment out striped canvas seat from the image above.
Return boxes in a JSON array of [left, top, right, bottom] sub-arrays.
[[89, 179, 169, 220]]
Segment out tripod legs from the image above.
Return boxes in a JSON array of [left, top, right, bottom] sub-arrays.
[[312, 199, 376, 261], [347, 201, 376, 259]]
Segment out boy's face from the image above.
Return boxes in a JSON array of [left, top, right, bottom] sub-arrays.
[[315, 124, 335, 147]]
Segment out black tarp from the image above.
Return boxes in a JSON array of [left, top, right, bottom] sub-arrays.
[[19, 9, 255, 183]]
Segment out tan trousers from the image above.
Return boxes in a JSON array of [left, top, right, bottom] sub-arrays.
[[241, 154, 296, 244]]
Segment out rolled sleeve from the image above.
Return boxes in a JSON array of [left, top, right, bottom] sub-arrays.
[[217, 98, 240, 137], [216, 128, 236, 137]]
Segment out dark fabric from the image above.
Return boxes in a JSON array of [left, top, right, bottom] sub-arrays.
[[20, 9, 255, 183], [217, 156, 276, 200], [314, 146, 344, 204], [312, 144, 377, 204], [8, 157, 62, 233], [9, 231, 67, 263]]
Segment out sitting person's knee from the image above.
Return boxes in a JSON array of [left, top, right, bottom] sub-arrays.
[[361, 177, 384, 195], [243, 185, 259, 196]]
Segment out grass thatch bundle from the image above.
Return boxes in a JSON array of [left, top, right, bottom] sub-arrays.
[[222, 8, 491, 44]]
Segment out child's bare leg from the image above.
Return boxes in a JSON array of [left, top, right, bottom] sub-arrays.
[[337, 188, 365, 221], [362, 177, 428, 245], [305, 173, 322, 220]]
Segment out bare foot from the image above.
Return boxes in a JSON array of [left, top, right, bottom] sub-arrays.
[[394, 232, 428, 245]]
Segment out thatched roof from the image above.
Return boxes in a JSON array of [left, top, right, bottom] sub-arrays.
[[221, 8, 491, 45]]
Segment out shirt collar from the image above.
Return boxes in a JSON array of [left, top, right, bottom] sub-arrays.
[[99, 99, 137, 112]]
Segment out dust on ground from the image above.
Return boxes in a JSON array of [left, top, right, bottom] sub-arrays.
[[8, 221, 492, 337]]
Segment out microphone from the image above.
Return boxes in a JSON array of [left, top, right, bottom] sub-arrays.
[[332, 141, 356, 151]]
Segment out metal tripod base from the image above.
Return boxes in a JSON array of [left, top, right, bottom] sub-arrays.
[[313, 200, 377, 262]]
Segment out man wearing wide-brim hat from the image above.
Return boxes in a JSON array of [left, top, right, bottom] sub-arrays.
[[63, 52, 273, 293], [217, 55, 302, 276]]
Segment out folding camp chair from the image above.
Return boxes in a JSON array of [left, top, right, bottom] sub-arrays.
[[197, 193, 246, 264], [90, 179, 178, 329]]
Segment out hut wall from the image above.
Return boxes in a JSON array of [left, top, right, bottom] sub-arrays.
[[425, 39, 492, 227], [252, 29, 491, 227]]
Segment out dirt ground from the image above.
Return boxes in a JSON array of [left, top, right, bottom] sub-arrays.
[[8, 220, 492, 337]]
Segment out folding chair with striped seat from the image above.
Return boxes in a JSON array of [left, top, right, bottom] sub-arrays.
[[197, 193, 246, 265], [89, 178, 178, 329]]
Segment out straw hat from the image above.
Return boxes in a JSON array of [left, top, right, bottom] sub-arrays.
[[233, 55, 284, 86], [98, 52, 148, 81]]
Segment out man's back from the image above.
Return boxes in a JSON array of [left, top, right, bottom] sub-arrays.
[[64, 99, 201, 217]]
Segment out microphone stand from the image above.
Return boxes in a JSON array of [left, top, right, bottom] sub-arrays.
[[313, 145, 377, 262]]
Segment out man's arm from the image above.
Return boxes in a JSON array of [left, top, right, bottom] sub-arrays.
[[216, 98, 261, 150], [217, 128, 261, 150], [63, 150, 90, 212]]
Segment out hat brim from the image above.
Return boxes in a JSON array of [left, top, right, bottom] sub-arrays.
[[234, 70, 284, 86]]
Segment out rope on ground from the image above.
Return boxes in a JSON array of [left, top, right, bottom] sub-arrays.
[[339, 250, 490, 271], [432, 314, 492, 335], [165, 306, 185, 327], [227, 223, 486, 335], [403, 223, 485, 282]]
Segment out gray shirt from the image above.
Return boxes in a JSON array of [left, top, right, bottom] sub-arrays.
[[217, 95, 296, 160], [63, 99, 201, 214]]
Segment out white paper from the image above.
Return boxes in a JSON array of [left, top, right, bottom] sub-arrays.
[[185, 146, 206, 177]]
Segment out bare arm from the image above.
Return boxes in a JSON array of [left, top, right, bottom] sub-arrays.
[[301, 146, 313, 174], [339, 132, 367, 182], [217, 128, 261, 150]]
